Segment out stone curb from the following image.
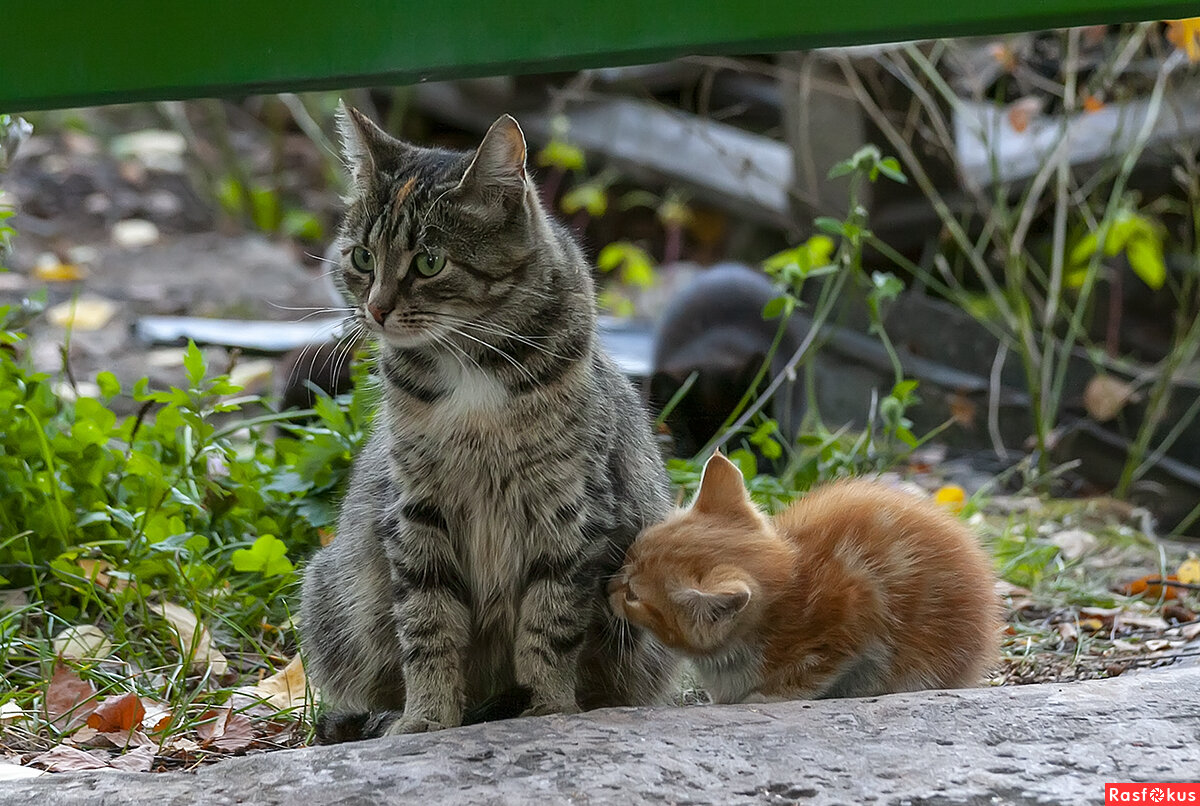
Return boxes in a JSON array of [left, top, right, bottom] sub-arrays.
[[3, 668, 1197, 805]]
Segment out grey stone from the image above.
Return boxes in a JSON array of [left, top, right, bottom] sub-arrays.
[[4, 669, 1198, 805]]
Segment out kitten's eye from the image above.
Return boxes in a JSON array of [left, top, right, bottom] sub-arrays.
[[350, 246, 375, 274], [624, 588, 640, 604], [414, 252, 446, 277]]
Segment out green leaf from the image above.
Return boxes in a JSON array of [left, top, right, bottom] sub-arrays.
[[727, 449, 758, 481], [231, 534, 294, 578], [536, 140, 585, 173], [596, 244, 624, 273], [813, 217, 846, 237], [826, 161, 855, 179], [250, 187, 282, 232], [561, 184, 607, 217], [1067, 232, 1099, 268], [281, 209, 324, 241], [183, 341, 206, 388], [877, 157, 908, 184], [761, 295, 795, 320], [891, 379, 920, 402], [96, 371, 120, 398], [1126, 234, 1166, 290]]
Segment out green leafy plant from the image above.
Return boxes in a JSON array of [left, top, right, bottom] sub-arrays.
[[0, 311, 372, 746], [701, 145, 931, 477], [830, 26, 1200, 504]]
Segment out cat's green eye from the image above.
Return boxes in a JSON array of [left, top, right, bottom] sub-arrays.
[[414, 252, 446, 277], [350, 246, 375, 274]]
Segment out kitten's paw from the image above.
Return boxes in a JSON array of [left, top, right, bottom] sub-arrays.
[[383, 715, 447, 735]]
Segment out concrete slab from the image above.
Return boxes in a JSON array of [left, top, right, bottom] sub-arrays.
[[4, 668, 1197, 805]]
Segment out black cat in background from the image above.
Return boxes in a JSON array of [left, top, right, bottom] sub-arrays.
[[648, 264, 811, 459]]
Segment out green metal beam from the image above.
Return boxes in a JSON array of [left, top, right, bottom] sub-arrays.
[[1, 1, 1198, 113]]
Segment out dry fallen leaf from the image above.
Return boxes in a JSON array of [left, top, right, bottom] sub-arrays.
[[1079, 617, 1106, 631], [235, 655, 307, 712], [1084, 374, 1136, 422], [43, 666, 100, 731], [52, 624, 113, 662], [77, 559, 129, 593], [32, 254, 87, 283], [196, 707, 255, 752], [140, 698, 172, 734], [1120, 574, 1180, 600], [1166, 18, 1200, 63], [1007, 97, 1042, 133], [1082, 95, 1105, 113], [86, 693, 145, 734], [106, 745, 155, 773], [1181, 622, 1200, 642], [0, 701, 27, 725], [947, 392, 977, 427], [1049, 529, 1097, 561], [152, 601, 229, 675], [1054, 622, 1079, 642], [159, 735, 201, 755], [989, 42, 1018, 72], [45, 297, 119, 331], [28, 745, 110, 772], [1118, 613, 1169, 631]]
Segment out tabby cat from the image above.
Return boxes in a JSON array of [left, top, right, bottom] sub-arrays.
[[301, 106, 678, 739], [610, 452, 999, 703]]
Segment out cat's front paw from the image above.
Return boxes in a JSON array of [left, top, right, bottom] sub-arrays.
[[383, 715, 448, 735]]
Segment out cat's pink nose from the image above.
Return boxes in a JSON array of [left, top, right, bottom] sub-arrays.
[[367, 302, 391, 324]]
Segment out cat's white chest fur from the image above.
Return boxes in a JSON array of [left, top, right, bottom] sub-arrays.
[[437, 360, 509, 420]]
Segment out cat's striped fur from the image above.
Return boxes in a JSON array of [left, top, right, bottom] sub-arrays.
[[300, 107, 678, 738]]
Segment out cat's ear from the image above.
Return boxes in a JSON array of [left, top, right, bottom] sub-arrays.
[[336, 102, 400, 191], [693, 451, 753, 516], [455, 115, 528, 213], [671, 582, 751, 625]]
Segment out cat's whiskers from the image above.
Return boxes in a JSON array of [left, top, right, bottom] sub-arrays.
[[440, 325, 539, 386], [434, 315, 569, 361], [304, 251, 339, 266], [328, 323, 367, 398], [281, 317, 358, 405], [428, 329, 479, 378]]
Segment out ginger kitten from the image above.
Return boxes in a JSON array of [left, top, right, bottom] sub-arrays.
[[609, 452, 1000, 703]]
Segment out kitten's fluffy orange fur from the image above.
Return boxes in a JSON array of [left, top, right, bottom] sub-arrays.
[[609, 453, 1000, 703]]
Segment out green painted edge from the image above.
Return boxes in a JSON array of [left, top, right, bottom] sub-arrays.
[[1, 1, 1198, 112]]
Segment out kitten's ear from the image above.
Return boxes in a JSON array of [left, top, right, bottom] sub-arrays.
[[693, 451, 753, 516], [455, 115, 528, 212], [671, 583, 752, 625], [336, 102, 399, 191]]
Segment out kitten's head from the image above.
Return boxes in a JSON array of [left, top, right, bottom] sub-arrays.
[[333, 104, 540, 348], [609, 452, 790, 654]]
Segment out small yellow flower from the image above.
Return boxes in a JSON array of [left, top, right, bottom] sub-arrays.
[[934, 484, 966, 513], [1166, 18, 1200, 63], [1178, 554, 1200, 585]]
